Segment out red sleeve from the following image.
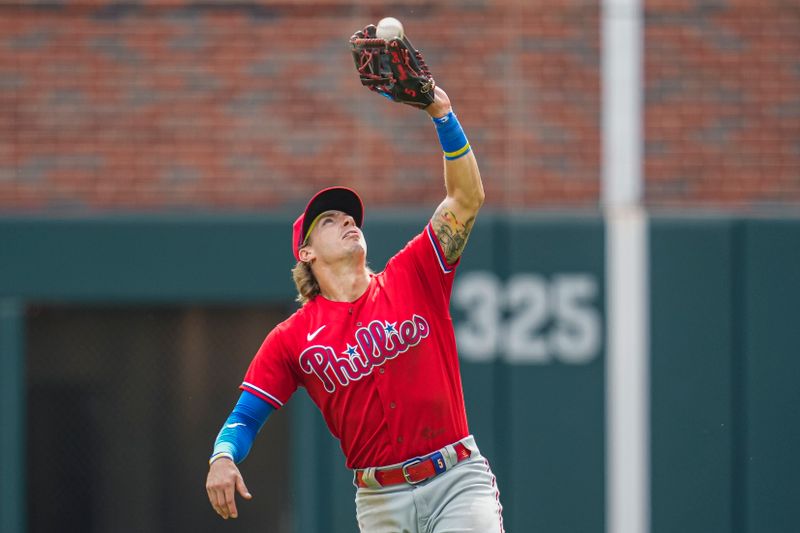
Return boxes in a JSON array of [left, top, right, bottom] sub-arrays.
[[384, 222, 461, 306], [240, 325, 298, 409]]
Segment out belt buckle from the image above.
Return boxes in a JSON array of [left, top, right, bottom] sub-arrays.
[[401, 457, 424, 485]]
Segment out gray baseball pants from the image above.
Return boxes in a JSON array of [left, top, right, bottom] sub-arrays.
[[354, 436, 505, 533]]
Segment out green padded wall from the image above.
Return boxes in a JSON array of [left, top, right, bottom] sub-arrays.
[[4, 214, 799, 533], [650, 219, 736, 533], [742, 221, 800, 533], [504, 216, 605, 533]]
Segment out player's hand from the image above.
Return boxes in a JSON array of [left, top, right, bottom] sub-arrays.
[[206, 457, 252, 519], [425, 87, 452, 119]]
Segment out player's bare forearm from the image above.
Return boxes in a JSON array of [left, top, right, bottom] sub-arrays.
[[441, 149, 484, 214]]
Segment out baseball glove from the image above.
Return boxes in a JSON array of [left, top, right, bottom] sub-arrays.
[[349, 24, 436, 108]]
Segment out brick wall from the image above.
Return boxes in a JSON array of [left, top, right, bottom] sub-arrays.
[[645, 0, 800, 208], [0, 1, 797, 212]]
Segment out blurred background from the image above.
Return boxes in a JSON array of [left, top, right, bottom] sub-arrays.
[[1, 1, 798, 532]]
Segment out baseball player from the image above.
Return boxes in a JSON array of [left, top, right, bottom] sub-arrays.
[[205, 23, 504, 532]]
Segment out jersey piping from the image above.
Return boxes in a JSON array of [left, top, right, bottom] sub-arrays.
[[241, 381, 284, 407], [426, 223, 457, 274]]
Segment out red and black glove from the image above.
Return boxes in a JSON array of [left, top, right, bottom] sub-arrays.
[[349, 24, 436, 109]]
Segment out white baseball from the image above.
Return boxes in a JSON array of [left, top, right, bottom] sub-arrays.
[[376, 17, 404, 40]]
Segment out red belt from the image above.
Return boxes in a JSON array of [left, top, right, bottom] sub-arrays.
[[355, 442, 472, 488]]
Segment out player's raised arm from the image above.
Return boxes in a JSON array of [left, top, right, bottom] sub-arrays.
[[350, 22, 484, 265], [425, 88, 484, 264]]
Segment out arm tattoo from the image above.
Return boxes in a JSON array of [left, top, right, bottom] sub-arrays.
[[432, 207, 476, 264]]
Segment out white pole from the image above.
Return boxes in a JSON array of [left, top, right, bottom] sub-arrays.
[[602, 1, 649, 533]]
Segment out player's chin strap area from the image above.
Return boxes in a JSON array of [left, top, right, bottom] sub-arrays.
[[354, 435, 477, 488]]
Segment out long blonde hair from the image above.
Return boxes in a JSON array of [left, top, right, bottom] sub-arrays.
[[292, 260, 320, 305]]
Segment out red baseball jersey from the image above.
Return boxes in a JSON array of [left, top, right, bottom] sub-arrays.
[[240, 222, 469, 469]]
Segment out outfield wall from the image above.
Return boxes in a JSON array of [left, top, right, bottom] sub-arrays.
[[1, 213, 798, 533]]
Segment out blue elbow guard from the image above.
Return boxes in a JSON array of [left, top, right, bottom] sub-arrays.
[[210, 390, 274, 464]]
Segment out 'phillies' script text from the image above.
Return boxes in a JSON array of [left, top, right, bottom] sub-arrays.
[[299, 314, 430, 392]]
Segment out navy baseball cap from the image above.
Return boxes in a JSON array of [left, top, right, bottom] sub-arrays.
[[292, 186, 364, 261]]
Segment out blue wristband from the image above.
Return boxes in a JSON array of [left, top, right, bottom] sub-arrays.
[[432, 111, 471, 160]]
